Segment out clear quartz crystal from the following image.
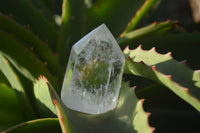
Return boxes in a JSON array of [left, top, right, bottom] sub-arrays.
[[61, 24, 125, 114]]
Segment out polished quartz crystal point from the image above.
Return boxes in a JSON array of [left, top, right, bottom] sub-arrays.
[[61, 24, 125, 114]]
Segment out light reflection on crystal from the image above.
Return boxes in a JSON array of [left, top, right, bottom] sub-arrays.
[[61, 24, 125, 114]]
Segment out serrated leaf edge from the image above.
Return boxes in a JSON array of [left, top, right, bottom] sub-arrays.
[[125, 45, 200, 111]]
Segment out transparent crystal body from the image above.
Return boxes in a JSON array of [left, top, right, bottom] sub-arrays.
[[61, 24, 125, 114]]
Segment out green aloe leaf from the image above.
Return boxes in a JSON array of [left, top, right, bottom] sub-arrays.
[[136, 84, 200, 132], [124, 45, 200, 111], [132, 32, 200, 69], [121, 0, 159, 36], [116, 81, 154, 133], [33, 76, 154, 133], [117, 20, 178, 45], [66, 81, 154, 133], [0, 13, 63, 78], [58, 0, 86, 65], [0, 83, 26, 131], [33, 76, 73, 133], [32, 0, 53, 11], [86, 0, 144, 37], [53, 99, 73, 133], [0, 0, 58, 51], [0, 70, 9, 85], [30, 0, 54, 22], [0, 54, 35, 120], [33, 76, 57, 117], [0, 30, 59, 90], [2, 118, 61, 133]]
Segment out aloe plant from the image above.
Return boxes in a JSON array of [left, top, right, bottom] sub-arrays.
[[0, 0, 200, 132]]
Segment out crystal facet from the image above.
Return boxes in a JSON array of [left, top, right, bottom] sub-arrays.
[[61, 24, 125, 114]]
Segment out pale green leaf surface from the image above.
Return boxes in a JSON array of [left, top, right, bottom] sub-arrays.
[[124, 46, 200, 111], [65, 81, 153, 133], [0, 53, 35, 119], [33, 76, 57, 117], [0, 54, 26, 93], [34, 76, 154, 133], [34, 76, 73, 133], [0, 71, 10, 85], [116, 81, 154, 133]]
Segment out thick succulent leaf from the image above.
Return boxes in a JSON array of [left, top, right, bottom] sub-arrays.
[[0, 71, 10, 85], [0, 83, 26, 131], [34, 76, 73, 133], [0, 30, 59, 90], [117, 21, 178, 45], [132, 32, 200, 70], [143, 0, 195, 30], [136, 84, 200, 132], [53, 100, 73, 133], [34, 76, 154, 133], [30, 0, 54, 22], [116, 81, 154, 133], [2, 118, 61, 133], [86, 0, 144, 37], [33, 76, 57, 117], [121, 0, 159, 36], [31, 0, 53, 11], [58, 0, 86, 65], [66, 81, 154, 133], [0, 0, 58, 51], [0, 13, 63, 78], [124, 46, 200, 111], [0, 54, 35, 119]]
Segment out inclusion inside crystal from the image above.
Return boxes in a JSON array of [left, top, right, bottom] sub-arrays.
[[61, 24, 125, 114]]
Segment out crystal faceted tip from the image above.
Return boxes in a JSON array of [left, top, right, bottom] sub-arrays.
[[61, 24, 125, 114]]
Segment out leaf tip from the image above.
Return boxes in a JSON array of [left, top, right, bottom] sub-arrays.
[[152, 65, 157, 70], [153, 21, 157, 25], [137, 45, 142, 50], [166, 51, 172, 56], [38, 75, 49, 83], [151, 127, 156, 132], [167, 19, 171, 23], [196, 70, 200, 74], [125, 46, 130, 50], [183, 87, 190, 92], [166, 75, 172, 80], [150, 47, 156, 52]]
